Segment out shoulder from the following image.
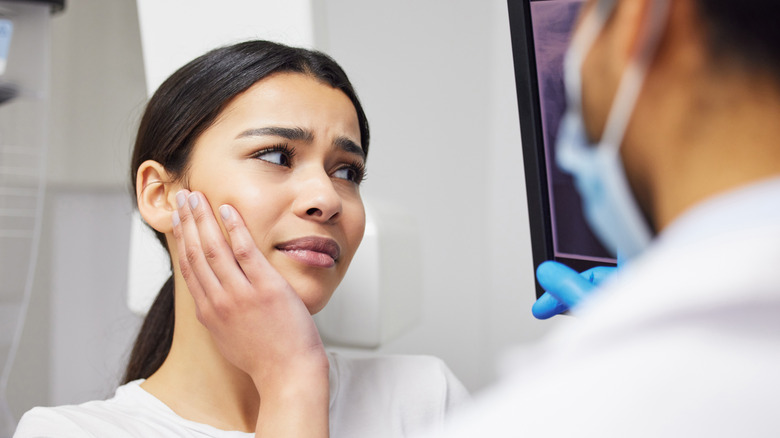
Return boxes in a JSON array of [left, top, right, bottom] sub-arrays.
[[14, 381, 150, 438], [14, 400, 148, 438], [13, 380, 227, 438], [14, 406, 94, 438], [329, 352, 470, 410], [327, 353, 469, 436]]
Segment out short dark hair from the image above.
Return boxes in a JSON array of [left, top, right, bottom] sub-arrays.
[[696, 0, 780, 80]]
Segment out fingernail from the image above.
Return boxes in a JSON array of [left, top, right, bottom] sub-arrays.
[[172, 210, 180, 227], [188, 193, 199, 209], [176, 191, 186, 208], [219, 205, 231, 221]]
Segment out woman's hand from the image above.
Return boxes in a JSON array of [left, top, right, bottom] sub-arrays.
[[172, 189, 329, 437]]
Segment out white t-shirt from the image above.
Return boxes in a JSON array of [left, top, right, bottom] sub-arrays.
[[15, 352, 469, 438]]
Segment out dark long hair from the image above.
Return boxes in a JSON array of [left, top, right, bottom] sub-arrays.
[[123, 40, 370, 383]]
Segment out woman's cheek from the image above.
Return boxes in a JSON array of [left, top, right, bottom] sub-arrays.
[[348, 203, 367, 249]]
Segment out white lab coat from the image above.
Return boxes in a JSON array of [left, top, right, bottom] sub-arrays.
[[425, 177, 780, 437]]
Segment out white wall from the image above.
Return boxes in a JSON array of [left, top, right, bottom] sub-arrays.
[[136, 0, 314, 97], [8, 0, 564, 421], [45, 0, 148, 189], [46, 190, 139, 404]]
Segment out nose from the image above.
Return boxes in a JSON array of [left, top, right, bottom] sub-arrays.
[[293, 169, 342, 224]]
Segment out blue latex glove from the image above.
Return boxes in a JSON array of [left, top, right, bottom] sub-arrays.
[[532, 261, 616, 319]]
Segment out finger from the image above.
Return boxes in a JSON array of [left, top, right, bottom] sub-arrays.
[[186, 192, 250, 292], [171, 192, 207, 306], [218, 204, 282, 288], [535, 261, 594, 308], [176, 190, 223, 297], [532, 291, 570, 319]]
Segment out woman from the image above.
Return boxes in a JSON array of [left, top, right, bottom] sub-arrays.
[[14, 40, 467, 437]]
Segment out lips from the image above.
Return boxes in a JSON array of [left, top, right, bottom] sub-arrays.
[[275, 237, 341, 268]]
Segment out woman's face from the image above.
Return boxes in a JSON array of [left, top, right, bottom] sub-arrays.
[[183, 72, 366, 314]]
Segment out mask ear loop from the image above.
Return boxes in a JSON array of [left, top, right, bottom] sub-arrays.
[[599, 0, 672, 260], [600, 0, 671, 151], [563, 0, 618, 115]]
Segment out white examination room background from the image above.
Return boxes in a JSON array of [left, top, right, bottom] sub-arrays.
[[7, 0, 564, 420]]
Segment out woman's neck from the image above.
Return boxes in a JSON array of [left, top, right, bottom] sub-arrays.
[[141, 286, 260, 433]]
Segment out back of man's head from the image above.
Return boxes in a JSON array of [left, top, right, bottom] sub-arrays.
[[697, 0, 780, 81]]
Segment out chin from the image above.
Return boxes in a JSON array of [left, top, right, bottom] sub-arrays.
[[266, 251, 345, 314], [300, 290, 335, 315], [286, 275, 339, 315]]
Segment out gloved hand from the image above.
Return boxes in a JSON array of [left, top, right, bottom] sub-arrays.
[[532, 260, 616, 319]]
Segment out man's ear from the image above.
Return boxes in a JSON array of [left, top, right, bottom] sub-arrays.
[[136, 160, 179, 234]]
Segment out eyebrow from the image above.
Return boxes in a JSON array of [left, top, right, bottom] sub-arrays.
[[236, 126, 365, 160], [334, 136, 365, 160], [236, 126, 313, 142]]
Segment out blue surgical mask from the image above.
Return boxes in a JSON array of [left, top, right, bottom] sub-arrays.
[[555, 0, 669, 261]]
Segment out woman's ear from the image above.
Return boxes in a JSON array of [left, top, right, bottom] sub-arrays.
[[136, 160, 179, 234]]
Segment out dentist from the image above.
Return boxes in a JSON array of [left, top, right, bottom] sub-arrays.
[[429, 0, 780, 435]]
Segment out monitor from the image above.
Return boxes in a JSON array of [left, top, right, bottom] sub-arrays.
[[507, 0, 616, 298]]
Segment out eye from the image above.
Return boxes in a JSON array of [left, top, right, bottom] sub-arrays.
[[333, 162, 366, 185], [252, 144, 295, 167]]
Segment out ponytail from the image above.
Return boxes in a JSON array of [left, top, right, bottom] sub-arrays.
[[122, 275, 175, 383]]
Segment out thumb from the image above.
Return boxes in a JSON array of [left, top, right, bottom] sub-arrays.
[[532, 291, 570, 319]]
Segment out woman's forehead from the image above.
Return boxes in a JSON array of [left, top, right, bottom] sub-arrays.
[[213, 72, 361, 138]]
